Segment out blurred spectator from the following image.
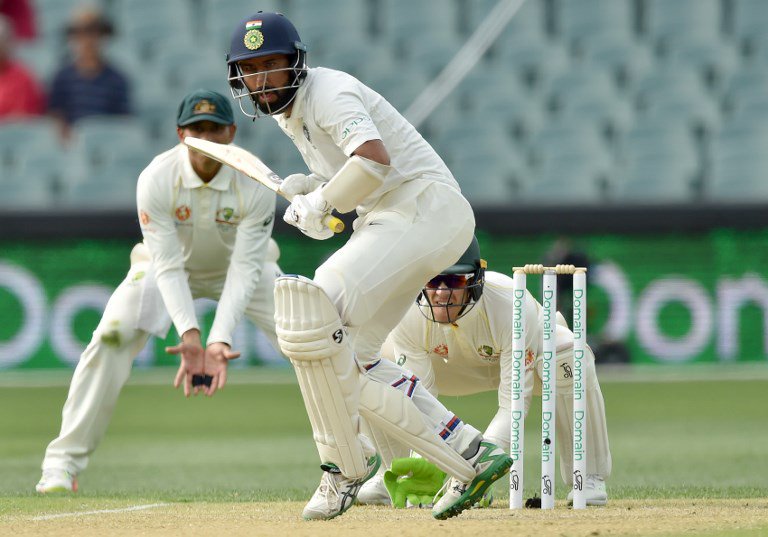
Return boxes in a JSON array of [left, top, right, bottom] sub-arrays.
[[48, 5, 131, 140], [0, 14, 44, 120], [0, 0, 36, 41]]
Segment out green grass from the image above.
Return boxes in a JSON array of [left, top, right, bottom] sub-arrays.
[[1, 369, 767, 513]]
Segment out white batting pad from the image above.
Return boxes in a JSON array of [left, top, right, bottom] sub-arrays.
[[358, 377, 475, 483], [274, 275, 373, 479]]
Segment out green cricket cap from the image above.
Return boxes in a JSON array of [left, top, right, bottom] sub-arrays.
[[177, 89, 234, 126]]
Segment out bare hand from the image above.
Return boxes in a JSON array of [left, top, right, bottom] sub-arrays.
[[167, 330, 205, 397], [202, 342, 241, 396]]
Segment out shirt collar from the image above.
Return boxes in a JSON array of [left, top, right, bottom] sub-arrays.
[[180, 144, 233, 191], [280, 68, 312, 121]]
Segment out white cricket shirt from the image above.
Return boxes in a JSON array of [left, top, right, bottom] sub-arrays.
[[274, 67, 460, 214], [136, 144, 276, 345]]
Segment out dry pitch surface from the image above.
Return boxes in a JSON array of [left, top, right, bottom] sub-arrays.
[[4, 499, 768, 537]]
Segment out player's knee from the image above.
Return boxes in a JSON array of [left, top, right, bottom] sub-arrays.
[[274, 275, 347, 362]]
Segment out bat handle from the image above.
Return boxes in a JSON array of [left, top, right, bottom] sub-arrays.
[[323, 214, 345, 233]]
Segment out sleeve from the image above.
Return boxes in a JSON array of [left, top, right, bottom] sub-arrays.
[[390, 321, 438, 397], [136, 168, 199, 337], [313, 85, 383, 156], [207, 186, 277, 346]]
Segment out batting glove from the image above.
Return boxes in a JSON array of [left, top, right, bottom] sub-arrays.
[[383, 457, 447, 509], [280, 173, 325, 198], [283, 187, 334, 240]]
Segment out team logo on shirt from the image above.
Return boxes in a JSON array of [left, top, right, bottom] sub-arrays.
[[477, 344, 501, 363], [432, 344, 448, 356], [175, 205, 191, 221], [397, 354, 407, 366], [526, 349, 535, 369], [139, 210, 150, 225]]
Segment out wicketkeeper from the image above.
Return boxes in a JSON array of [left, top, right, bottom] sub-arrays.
[[358, 237, 612, 507], [36, 89, 283, 493]]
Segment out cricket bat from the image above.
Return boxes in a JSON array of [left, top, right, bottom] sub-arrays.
[[183, 137, 345, 233]]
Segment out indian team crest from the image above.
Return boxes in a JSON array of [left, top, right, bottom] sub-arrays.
[[243, 20, 264, 50]]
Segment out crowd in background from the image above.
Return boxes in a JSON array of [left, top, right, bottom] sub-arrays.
[[0, 1, 131, 141]]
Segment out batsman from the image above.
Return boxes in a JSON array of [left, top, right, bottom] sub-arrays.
[[358, 237, 612, 507], [226, 12, 513, 520]]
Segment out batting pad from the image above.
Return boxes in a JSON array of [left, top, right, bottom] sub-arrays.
[[358, 379, 475, 483], [274, 276, 373, 479]]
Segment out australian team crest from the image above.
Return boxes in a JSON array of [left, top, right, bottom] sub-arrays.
[[477, 344, 500, 363], [244, 20, 264, 50], [193, 99, 216, 115]]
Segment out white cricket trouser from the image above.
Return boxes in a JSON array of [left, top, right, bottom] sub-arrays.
[[314, 180, 480, 462], [41, 258, 281, 475], [315, 180, 475, 363]]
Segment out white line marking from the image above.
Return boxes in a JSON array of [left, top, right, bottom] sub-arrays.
[[32, 502, 168, 521]]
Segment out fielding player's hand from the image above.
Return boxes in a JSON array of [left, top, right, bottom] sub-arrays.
[[202, 342, 241, 397], [283, 188, 334, 240], [383, 457, 446, 509], [168, 329, 205, 397], [281, 173, 325, 198]]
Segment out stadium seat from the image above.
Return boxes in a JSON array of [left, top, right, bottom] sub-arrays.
[[661, 39, 740, 94], [722, 67, 768, 112], [613, 156, 697, 203], [708, 153, 768, 202], [578, 35, 655, 90], [60, 174, 139, 209], [0, 164, 57, 209], [639, 91, 721, 140], [524, 157, 608, 205], [495, 35, 570, 91], [68, 116, 150, 171], [556, 0, 635, 49], [378, 0, 457, 44], [449, 146, 523, 206], [113, 0, 196, 61], [282, 0, 369, 55], [0, 119, 61, 174], [644, 0, 722, 51], [528, 123, 613, 173], [731, 0, 768, 48], [618, 118, 700, 173], [634, 68, 710, 110]]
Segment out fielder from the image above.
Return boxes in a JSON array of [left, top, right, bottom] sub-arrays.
[[35, 89, 282, 493], [226, 12, 512, 520], [358, 237, 612, 506]]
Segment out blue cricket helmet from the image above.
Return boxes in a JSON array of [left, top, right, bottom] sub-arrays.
[[226, 12, 308, 117]]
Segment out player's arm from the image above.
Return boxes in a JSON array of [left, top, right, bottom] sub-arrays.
[[208, 188, 276, 347], [137, 169, 204, 395], [282, 89, 390, 239]]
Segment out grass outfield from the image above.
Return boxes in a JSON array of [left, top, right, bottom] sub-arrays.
[[1, 367, 767, 536]]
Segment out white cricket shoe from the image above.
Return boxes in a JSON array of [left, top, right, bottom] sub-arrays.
[[356, 473, 391, 505], [303, 454, 382, 520], [35, 469, 78, 494], [431, 440, 513, 520], [567, 474, 608, 506]]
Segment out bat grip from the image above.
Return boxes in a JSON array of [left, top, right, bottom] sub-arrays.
[[322, 214, 345, 233]]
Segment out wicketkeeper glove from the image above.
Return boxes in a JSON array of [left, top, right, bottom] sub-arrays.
[[383, 457, 446, 508]]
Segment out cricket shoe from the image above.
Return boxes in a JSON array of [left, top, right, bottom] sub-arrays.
[[35, 469, 78, 494], [567, 474, 608, 506], [356, 473, 391, 506], [302, 454, 382, 520], [431, 440, 513, 520]]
